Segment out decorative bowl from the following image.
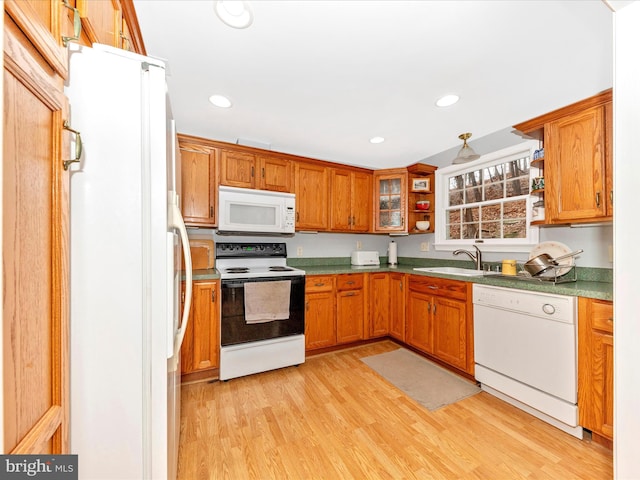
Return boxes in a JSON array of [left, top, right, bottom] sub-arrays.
[[416, 200, 430, 211], [415, 221, 430, 231]]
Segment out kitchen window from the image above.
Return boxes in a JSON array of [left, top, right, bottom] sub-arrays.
[[434, 141, 539, 253]]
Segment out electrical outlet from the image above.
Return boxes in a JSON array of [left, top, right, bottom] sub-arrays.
[[356, 240, 362, 250], [420, 242, 429, 252], [297, 246, 303, 257]]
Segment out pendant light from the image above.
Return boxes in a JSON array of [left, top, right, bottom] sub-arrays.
[[452, 132, 480, 164]]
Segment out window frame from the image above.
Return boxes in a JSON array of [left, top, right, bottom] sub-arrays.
[[434, 141, 539, 253]]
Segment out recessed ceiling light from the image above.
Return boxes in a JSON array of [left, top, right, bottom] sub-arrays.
[[436, 94, 460, 107], [214, 1, 253, 29], [370, 136, 385, 144], [209, 94, 232, 108]]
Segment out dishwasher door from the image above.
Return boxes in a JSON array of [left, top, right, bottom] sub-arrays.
[[473, 302, 577, 403], [473, 284, 578, 417]]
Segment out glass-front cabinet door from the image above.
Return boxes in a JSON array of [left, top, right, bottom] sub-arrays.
[[374, 169, 407, 233]]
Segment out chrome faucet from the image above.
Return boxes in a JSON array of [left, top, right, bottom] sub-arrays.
[[453, 245, 483, 270]]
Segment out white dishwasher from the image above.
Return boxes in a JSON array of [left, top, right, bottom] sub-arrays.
[[473, 284, 582, 438]]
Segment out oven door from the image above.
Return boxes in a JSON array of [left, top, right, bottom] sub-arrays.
[[221, 275, 305, 346]]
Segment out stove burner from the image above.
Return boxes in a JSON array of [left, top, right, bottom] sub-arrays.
[[225, 267, 249, 274], [269, 266, 293, 272]]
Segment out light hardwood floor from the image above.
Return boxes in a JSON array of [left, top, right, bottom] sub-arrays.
[[178, 341, 612, 479]]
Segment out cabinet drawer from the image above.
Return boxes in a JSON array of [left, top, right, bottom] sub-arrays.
[[591, 300, 613, 334], [337, 273, 364, 290], [408, 275, 467, 300], [306, 275, 334, 292]]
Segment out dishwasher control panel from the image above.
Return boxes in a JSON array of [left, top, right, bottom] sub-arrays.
[[472, 284, 576, 323]]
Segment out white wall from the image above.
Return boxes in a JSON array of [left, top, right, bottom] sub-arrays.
[[188, 224, 612, 268]]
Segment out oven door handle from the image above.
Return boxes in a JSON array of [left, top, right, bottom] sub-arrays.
[[169, 192, 192, 360]]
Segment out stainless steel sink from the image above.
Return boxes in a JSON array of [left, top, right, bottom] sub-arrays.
[[413, 266, 486, 277]]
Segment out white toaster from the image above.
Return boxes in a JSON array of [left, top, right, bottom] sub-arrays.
[[351, 251, 380, 266]]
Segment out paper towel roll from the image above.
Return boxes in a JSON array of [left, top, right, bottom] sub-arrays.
[[388, 241, 398, 265]]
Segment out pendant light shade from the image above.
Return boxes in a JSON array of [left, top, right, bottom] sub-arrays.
[[452, 132, 480, 164]]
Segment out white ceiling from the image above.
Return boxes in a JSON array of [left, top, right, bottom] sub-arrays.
[[133, 1, 613, 170]]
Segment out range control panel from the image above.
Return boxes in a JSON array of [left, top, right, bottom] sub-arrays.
[[215, 242, 287, 258]]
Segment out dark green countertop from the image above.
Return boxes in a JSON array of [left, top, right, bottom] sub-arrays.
[[188, 261, 613, 301]]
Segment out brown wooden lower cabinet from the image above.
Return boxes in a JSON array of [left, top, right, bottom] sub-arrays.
[[389, 273, 406, 341], [406, 275, 473, 375], [336, 274, 366, 344], [305, 275, 336, 350], [181, 280, 220, 379], [578, 297, 613, 445], [369, 273, 390, 338]]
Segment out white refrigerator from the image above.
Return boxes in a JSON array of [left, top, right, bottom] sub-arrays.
[[66, 43, 192, 479]]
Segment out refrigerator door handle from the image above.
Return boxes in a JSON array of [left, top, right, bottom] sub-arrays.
[[168, 192, 192, 358]]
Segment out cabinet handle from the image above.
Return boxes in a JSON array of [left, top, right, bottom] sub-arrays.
[[296, 212, 300, 222], [428, 285, 438, 290], [433, 303, 436, 314], [251, 166, 255, 177], [62, 121, 83, 170], [315, 282, 325, 287], [262, 167, 265, 178], [210, 206, 214, 218], [399, 281, 403, 291], [345, 291, 356, 297], [181, 291, 185, 303], [305, 301, 309, 311], [346, 281, 355, 285], [610, 190, 613, 206], [401, 216, 405, 227], [596, 191, 601, 207], [211, 290, 216, 303], [61, 0, 82, 46]]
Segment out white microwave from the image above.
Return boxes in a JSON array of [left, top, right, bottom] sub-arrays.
[[217, 185, 296, 235]]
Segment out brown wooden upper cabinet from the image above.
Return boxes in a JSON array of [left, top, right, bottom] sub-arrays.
[[514, 89, 612, 225], [76, 0, 144, 53], [294, 161, 330, 231], [219, 149, 292, 192], [373, 168, 408, 233], [179, 136, 217, 227], [330, 168, 372, 232]]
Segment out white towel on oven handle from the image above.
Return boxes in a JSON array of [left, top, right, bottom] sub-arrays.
[[244, 280, 291, 324]]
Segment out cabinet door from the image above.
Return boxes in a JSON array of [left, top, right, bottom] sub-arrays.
[[305, 291, 336, 350], [578, 298, 614, 442], [181, 281, 220, 374], [352, 171, 372, 232], [369, 273, 389, 338], [330, 168, 352, 230], [180, 144, 217, 227], [3, 14, 70, 453], [604, 102, 613, 218], [77, 0, 121, 48], [5, 0, 69, 78], [432, 296, 468, 371], [546, 105, 607, 222], [294, 162, 329, 230], [259, 155, 292, 192], [406, 290, 433, 353], [389, 273, 406, 341], [219, 149, 256, 188], [374, 170, 407, 233], [336, 289, 365, 344]]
